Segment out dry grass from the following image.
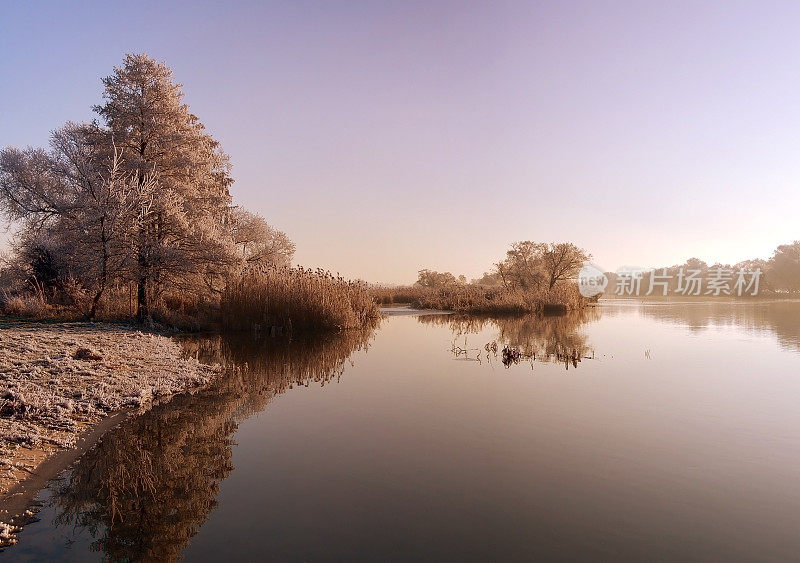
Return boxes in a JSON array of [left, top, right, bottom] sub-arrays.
[[2, 268, 382, 334], [1, 295, 57, 319], [221, 266, 380, 334], [3, 276, 585, 332], [373, 283, 587, 314]]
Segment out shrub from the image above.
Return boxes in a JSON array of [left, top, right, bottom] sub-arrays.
[[1, 295, 51, 318]]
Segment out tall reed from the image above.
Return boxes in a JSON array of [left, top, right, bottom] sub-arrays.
[[370, 285, 431, 305], [221, 266, 380, 333], [372, 283, 587, 315]]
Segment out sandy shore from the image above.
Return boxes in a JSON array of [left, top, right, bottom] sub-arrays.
[[0, 319, 220, 546]]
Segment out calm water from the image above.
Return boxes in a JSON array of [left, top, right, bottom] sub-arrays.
[[7, 301, 800, 561]]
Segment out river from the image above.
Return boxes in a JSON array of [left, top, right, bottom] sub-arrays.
[[8, 301, 800, 560]]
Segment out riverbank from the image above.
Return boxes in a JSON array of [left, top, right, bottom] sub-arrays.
[[0, 319, 220, 546]]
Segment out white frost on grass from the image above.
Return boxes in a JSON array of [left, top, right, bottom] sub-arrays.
[[0, 320, 219, 478], [0, 520, 20, 546]]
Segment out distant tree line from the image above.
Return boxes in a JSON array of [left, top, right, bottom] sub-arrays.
[[0, 54, 294, 320], [415, 269, 467, 287], [605, 242, 800, 296], [766, 241, 800, 291]]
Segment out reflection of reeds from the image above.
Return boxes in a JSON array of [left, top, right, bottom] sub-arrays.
[[422, 310, 598, 369], [221, 266, 380, 333], [51, 390, 238, 561], [182, 325, 378, 414], [49, 326, 376, 561]]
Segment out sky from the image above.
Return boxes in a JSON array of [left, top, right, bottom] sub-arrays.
[[1, 1, 799, 283]]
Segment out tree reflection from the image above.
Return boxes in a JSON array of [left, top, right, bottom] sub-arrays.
[[47, 327, 376, 561], [603, 300, 800, 352], [419, 310, 598, 369]]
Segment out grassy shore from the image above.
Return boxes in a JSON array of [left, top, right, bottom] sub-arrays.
[[0, 320, 220, 546]]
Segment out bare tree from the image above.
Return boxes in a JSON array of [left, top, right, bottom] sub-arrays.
[[0, 123, 149, 318], [229, 208, 294, 268], [0, 124, 141, 318], [496, 241, 546, 290], [495, 241, 590, 290], [539, 242, 590, 288], [416, 269, 458, 287]]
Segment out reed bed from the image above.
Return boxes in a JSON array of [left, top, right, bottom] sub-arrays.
[[221, 266, 380, 334], [373, 283, 587, 315]]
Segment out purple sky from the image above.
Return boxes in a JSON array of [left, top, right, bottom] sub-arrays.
[[2, 1, 799, 282]]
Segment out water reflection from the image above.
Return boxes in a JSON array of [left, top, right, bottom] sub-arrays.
[[26, 327, 376, 561], [12, 302, 800, 560], [601, 299, 800, 352], [419, 309, 598, 369]]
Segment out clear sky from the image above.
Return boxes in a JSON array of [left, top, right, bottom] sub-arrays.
[[1, 1, 799, 283]]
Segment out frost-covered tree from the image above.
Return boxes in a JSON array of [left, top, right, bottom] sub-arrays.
[[94, 53, 235, 319], [0, 123, 140, 317], [230, 208, 294, 268], [0, 53, 293, 320]]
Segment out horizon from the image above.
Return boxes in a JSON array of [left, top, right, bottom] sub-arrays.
[[2, 1, 799, 283]]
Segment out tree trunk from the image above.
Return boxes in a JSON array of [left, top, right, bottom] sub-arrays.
[[90, 230, 109, 321], [136, 277, 148, 322], [89, 288, 104, 320]]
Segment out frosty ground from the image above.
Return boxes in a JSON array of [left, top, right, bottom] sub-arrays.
[[0, 320, 219, 546]]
